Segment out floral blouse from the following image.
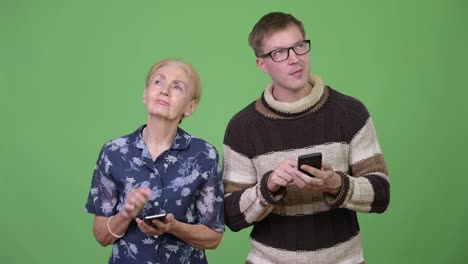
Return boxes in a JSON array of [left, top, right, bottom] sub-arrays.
[[85, 125, 224, 264]]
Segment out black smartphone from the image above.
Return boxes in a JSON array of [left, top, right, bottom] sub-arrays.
[[144, 213, 167, 224], [298, 153, 322, 177]]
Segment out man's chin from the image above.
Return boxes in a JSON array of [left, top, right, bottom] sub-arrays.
[[288, 79, 310, 91]]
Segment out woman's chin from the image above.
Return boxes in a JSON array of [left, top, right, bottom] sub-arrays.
[[147, 112, 180, 122]]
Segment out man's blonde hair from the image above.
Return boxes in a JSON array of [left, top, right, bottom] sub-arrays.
[[248, 12, 305, 57]]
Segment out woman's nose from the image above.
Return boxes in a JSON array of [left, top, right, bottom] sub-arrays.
[[159, 85, 169, 95]]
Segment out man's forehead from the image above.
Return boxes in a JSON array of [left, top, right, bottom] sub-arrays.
[[262, 26, 304, 49]]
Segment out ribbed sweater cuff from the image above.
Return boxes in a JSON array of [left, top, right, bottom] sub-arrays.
[[259, 171, 286, 205], [324, 171, 350, 208]]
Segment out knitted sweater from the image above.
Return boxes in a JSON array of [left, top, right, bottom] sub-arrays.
[[222, 75, 390, 264]]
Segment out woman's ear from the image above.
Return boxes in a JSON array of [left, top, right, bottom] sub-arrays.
[[184, 99, 198, 117], [142, 88, 147, 104]]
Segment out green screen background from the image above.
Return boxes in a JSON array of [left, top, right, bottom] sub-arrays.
[[1, 0, 467, 263]]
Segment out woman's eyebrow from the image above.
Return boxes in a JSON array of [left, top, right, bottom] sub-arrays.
[[173, 80, 187, 86]]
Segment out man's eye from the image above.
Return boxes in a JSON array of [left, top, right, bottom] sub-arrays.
[[295, 43, 305, 48], [272, 49, 286, 56]]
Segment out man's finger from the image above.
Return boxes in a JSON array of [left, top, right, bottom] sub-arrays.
[[321, 162, 333, 171]]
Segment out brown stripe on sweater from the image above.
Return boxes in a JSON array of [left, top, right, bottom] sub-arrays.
[[279, 184, 323, 205], [271, 185, 330, 215], [250, 209, 359, 251], [272, 200, 330, 216], [224, 181, 256, 193], [247, 234, 364, 264], [363, 175, 390, 213], [351, 153, 388, 176], [225, 190, 253, 232], [252, 143, 350, 182]]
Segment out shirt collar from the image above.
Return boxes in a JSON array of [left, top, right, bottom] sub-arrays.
[[132, 125, 192, 152]]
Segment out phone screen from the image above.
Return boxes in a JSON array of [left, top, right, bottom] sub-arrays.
[[144, 213, 167, 224], [298, 153, 322, 177]]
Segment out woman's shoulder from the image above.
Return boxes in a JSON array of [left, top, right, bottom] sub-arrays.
[[189, 136, 218, 153], [177, 128, 218, 153], [100, 126, 143, 154]]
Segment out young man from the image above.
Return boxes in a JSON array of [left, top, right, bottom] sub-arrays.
[[223, 12, 390, 264]]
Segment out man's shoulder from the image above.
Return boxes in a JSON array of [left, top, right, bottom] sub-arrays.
[[329, 87, 365, 106], [226, 101, 259, 128], [328, 87, 370, 116], [223, 100, 261, 148], [326, 87, 373, 137]]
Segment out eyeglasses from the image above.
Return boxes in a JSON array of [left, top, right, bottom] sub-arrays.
[[258, 40, 311, 62]]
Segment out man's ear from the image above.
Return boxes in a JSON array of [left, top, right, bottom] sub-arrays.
[[256, 57, 268, 74]]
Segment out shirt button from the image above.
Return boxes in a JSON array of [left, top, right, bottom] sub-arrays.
[[154, 201, 159, 206]]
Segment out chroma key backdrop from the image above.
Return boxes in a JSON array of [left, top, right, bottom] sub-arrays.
[[1, 0, 467, 263]]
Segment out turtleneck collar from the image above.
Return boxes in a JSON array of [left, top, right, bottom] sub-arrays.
[[262, 75, 325, 116]]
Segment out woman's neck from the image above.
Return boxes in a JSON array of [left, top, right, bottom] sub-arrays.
[[143, 117, 178, 160]]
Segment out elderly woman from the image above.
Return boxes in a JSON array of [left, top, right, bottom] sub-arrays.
[[85, 59, 224, 264]]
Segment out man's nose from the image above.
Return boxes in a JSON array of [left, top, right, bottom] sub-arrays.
[[287, 49, 300, 63]]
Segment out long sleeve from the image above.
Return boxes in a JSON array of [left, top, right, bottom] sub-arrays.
[[222, 110, 286, 232], [325, 117, 390, 213]]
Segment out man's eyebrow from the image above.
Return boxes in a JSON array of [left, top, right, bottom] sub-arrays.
[[269, 39, 305, 50]]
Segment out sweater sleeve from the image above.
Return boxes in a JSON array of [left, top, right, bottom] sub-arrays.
[[325, 117, 390, 213], [222, 114, 286, 232]]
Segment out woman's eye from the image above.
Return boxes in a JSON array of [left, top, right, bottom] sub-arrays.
[[172, 82, 185, 91], [154, 80, 162, 85]]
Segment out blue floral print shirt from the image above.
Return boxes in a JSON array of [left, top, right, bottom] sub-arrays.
[[85, 125, 224, 264]]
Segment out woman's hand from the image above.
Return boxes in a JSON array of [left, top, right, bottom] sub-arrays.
[[121, 188, 152, 220], [136, 214, 222, 249], [136, 213, 176, 236]]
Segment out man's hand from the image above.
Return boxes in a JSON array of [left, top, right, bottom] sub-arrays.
[[293, 162, 342, 195], [268, 160, 298, 192]]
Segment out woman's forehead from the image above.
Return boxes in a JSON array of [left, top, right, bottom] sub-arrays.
[[152, 63, 191, 82]]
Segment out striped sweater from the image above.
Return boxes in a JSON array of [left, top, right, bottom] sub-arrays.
[[222, 75, 390, 264]]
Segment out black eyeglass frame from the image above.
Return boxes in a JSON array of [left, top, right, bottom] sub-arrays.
[[258, 40, 311, 62]]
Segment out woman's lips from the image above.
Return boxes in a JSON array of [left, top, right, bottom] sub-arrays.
[[156, 99, 169, 106]]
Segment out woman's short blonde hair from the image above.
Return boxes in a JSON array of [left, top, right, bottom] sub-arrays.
[[145, 58, 202, 103]]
